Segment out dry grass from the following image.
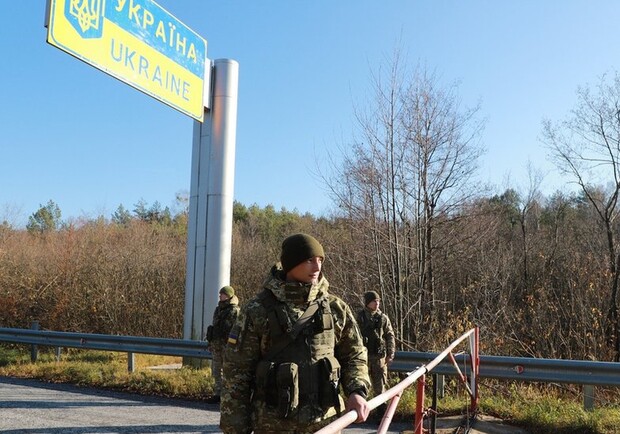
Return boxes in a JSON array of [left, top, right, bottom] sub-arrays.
[[393, 377, 620, 434], [0, 347, 213, 400]]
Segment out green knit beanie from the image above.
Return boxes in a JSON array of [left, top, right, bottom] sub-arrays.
[[280, 233, 325, 273], [364, 291, 380, 306], [219, 285, 234, 297]]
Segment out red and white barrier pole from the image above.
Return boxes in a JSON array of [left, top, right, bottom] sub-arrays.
[[414, 374, 426, 434]]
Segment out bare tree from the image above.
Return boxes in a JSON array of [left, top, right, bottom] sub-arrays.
[[400, 68, 485, 318], [543, 71, 620, 360], [514, 162, 544, 295], [325, 52, 485, 349]]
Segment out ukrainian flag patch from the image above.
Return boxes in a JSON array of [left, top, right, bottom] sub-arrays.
[[227, 332, 238, 345]]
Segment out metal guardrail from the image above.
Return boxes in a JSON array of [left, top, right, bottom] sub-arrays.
[[0, 326, 618, 409], [0, 327, 212, 360], [391, 351, 620, 387]]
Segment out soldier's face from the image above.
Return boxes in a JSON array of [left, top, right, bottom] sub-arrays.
[[368, 299, 380, 311], [286, 256, 323, 284]]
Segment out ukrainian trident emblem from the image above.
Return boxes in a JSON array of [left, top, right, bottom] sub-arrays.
[[65, 0, 105, 39]]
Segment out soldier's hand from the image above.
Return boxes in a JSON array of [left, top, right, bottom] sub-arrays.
[[346, 392, 370, 423]]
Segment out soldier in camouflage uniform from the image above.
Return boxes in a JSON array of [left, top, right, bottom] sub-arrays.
[[357, 291, 395, 398], [206, 285, 240, 404], [221, 233, 371, 434]]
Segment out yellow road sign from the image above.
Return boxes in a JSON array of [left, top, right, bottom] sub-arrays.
[[47, 0, 208, 121]]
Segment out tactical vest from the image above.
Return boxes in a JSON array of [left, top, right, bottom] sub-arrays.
[[253, 288, 342, 419], [358, 311, 386, 357], [206, 302, 236, 344], [212, 303, 235, 340]]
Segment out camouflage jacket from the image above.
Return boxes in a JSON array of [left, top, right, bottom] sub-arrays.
[[208, 295, 240, 351], [356, 307, 395, 359], [220, 264, 370, 434]]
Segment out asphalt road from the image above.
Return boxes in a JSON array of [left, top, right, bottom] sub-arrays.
[[0, 377, 411, 434]]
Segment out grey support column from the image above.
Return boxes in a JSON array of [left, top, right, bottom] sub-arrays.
[[183, 59, 239, 344]]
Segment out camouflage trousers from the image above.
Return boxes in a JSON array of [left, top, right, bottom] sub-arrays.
[[251, 401, 341, 434], [254, 431, 340, 434], [253, 422, 340, 434], [368, 355, 388, 397], [211, 348, 224, 395]]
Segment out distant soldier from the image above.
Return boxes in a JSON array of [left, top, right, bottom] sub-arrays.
[[357, 291, 395, 398], [221, 233, 371, 433], [205, 285, 240, 404]]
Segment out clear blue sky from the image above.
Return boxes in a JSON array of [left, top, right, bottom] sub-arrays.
[[2, 1, 619, 227]]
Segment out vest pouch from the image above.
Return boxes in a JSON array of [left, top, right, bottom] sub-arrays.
[[321, 313, 334, 330], [319, 355, 342, 411], [205, 325, 214, 342], [275, 362, 299, 418], [314, 312, 333, 333], [255, 360, 278, 406]]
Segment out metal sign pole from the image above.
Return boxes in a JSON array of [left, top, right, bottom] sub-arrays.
[[183, 59, 239, 346]]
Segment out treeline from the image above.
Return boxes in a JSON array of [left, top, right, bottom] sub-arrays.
[[0, 190, 615, 362], [4, 61, 620, 363]]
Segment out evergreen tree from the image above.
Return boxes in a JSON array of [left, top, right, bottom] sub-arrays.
[[26, 200, 62, 234], [112, 204, 132, 225]]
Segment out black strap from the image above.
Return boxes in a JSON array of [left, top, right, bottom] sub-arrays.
[[261, 290, 322, 359], [358, 311, 374, 336]]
